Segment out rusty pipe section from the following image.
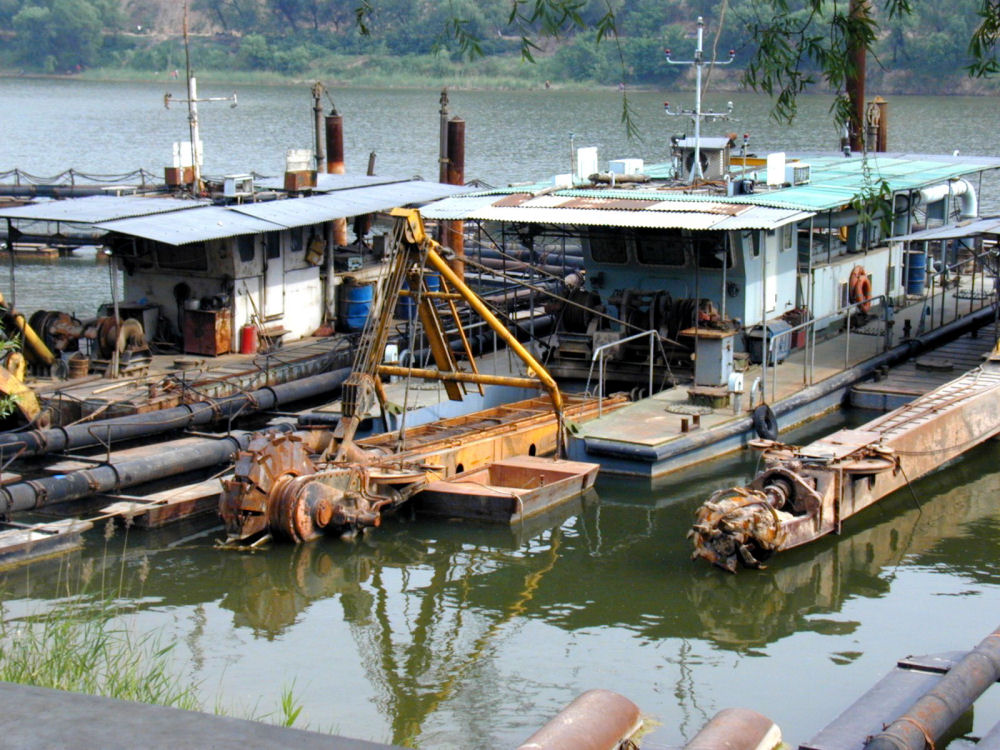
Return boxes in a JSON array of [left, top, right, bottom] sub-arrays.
[[683, 708, 782, 750], [865, 625, 1000, 750], [325, 107, 348, 246], [445, 116, 465, 280], [516, 689, 641, 750]]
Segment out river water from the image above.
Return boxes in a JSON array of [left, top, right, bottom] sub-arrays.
[[2, 78, 1000, 748]]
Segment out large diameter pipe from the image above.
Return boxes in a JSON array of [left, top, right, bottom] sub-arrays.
[[516, 689, 641, 750], [0, 425, 292, 514], [0, 367, 351, 458], [446, 116, 466, 280], [683, 708, 782, 750], [866, 625, 1000, 749], [325, 111, 348, 246]]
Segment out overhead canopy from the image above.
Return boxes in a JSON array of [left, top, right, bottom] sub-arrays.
[[421, 192, 813, 231], [254, 173, 415, 192], [420, 153, 1000, 230], [891, 216, 1000, 242], [0, 195, 206, 222], [97, 206, 283, 244], [73, 179, 471, 245], [232, 181, 469, 229]]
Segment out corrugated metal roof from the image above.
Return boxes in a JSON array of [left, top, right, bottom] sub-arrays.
[[253, 173, 470, 200], [232, 181, 469, 228], [0, 195, 206, 222], [420, 153, 1000, 226], [254, 173, 414, 192], [892, 216, 1000, 242], [96, 206, 283, 245], [418, 194, 505, 220], [454, 203, 809, 230]]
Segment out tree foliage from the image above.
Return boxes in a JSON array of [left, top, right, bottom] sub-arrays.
[[1, 0, 999, 109]]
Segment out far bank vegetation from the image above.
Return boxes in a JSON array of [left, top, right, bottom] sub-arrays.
[[0, 0, 995, 94]]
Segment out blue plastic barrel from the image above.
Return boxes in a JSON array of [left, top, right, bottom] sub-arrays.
[[340, 281, 374, 331], [906, 250, 926, 295], [397, 272, 440, 320]]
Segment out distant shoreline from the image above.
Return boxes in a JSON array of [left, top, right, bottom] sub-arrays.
[[2, 66, 995, 97]]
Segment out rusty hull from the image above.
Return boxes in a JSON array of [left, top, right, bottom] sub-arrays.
[[221, 393, 627, 543], [692, 357, 1000, 571]]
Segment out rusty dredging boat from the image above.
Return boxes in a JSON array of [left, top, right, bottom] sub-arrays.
[[219, 209, 615, 545], [691, 341, 1000, 571]]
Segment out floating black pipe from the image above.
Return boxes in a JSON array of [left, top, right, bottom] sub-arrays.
[[865, 625, 1000, 750], [0, 424, 294, 515], [0, 185, 166, 198], [0, 366, 352, 459]]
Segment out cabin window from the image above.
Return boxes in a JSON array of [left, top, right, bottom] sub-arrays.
[[781, 224, 794, 252], [290, 227, 304, 254], [695, 232, 732, 269], [237, 235, 255, 263], [586, 229, 628, 264], [745, 230, 761, 258], [156, 242, 208, 271], [635, 229, 686, 266], [265, 232, 280, 260]]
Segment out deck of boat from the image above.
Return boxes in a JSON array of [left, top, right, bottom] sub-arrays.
[[35, 335, 351, 423], [570, 284, 998, 477], [850, 330, 997, 410]]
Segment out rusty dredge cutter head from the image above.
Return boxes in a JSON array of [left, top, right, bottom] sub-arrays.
[[220, 430, 425, 544], [689, 473, 796, 572]]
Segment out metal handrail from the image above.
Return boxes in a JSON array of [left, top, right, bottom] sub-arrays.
[[585, 329, 668, 416], [762, 294, 888, 402], [922, 245, 995, 332]]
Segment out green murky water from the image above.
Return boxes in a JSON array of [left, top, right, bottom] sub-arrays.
[[1, 81, 1000, 747]]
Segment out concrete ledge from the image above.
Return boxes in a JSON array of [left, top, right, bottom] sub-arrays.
[[0, 681, 405, 750]]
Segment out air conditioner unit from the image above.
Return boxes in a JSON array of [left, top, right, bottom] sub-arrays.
[[785, 163, 811, 185], [676, 138, 731, 180]]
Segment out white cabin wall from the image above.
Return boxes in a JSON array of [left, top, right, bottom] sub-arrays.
[[738, 228, 798, 326], [807, 245, 897, 319]]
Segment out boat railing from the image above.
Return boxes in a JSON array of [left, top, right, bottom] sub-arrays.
[[586, 329, 667, 416], [922, 245, 996, 335], [762, 294, 888, 403]]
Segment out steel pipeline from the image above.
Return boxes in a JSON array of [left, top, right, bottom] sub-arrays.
[[0, 424, 294, 515], [583, 304, 999, 463], [0, 366, 352, 458], [865, 625, 1000, 750]]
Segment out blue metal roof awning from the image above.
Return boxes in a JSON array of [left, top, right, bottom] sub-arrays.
[[0, 195, 207, 223], [96, 206, 284, 245], [254, 173, 414, 192], [891, 216, 1000, 242], [232, 181, 470, 228]]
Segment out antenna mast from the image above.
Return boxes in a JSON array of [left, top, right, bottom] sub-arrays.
[[664, 17, 735, 183], [162, 0, 237, 193]]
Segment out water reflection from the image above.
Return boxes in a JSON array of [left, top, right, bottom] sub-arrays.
[[1, 434, 998, 746]]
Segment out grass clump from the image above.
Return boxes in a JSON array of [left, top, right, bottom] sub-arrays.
[[0, 601, 200, 710]]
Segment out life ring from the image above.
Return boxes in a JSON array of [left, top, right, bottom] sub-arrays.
[[849, 265, 872, 313], [752, 403, 779, 441]]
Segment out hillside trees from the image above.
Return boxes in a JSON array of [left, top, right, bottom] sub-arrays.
[[0, 0, 997, 101]]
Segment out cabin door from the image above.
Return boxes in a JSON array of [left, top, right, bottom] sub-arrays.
[[263, 232, 284, 318], [763, 234, 777, 313]]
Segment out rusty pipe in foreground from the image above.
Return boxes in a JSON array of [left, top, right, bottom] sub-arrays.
[[865, 626, 1000, 750], [516, 689, 641, 750], [683, 707, 782, 750]]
